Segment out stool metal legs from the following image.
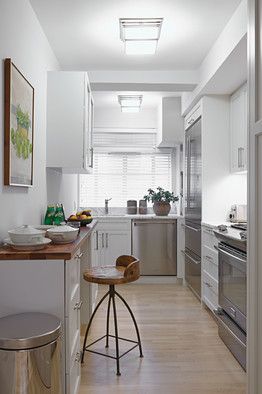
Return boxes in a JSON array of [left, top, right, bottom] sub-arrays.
[[115, 290, 143, 358], [81, 290, 110, 364], [105, 293, 111, 348], [81, 284, 143, 375]]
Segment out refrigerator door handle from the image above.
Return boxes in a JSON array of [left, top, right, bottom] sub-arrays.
[[182, 250, 201, 264], [184, 224, 201, 232]]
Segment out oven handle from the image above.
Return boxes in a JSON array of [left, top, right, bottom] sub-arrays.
[[182, 250, 201, 264], [214, 309, 246, 348], [184, 224, 201, 232], [218, 246, 246, 263]]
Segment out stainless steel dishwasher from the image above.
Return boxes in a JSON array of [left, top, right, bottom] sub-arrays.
[[132, 219, 177, 275]]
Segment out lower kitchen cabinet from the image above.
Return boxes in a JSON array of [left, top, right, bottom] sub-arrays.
[[93, 220, 131, 266], [201, 224, 219, 313], [0, 241, 93, 394]]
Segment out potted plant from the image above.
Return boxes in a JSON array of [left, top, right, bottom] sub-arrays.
[[144, 187, 179, 216]]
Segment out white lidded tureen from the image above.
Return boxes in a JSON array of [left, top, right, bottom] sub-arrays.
[[8, 225, 46, 245], [46, 225, 79, 244]]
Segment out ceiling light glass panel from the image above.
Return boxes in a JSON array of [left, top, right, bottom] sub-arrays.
[[125, 40, 157, 55], [124, 26, 159, 40]]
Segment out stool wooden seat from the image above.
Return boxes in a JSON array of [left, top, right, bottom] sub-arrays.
[[83, 255, 140, 285], [81, 255, 143, 376]]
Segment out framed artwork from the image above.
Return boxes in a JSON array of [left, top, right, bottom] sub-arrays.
[[4, 58, 34, 187]]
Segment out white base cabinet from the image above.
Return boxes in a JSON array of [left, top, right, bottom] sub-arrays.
[[0, 247, 87, 394], [201, 225, 219, 313]]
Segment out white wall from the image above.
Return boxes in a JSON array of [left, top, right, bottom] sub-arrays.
[[182, 0, 247, 114], [0, 0, 59, 240], [201, 95, 247, 223], [46, 169, 78, 218], [94, 107, 157, 129]]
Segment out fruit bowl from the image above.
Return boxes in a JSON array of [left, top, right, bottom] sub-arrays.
[[67, 211, 93, 227]]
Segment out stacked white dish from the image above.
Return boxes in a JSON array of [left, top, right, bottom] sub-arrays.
[[46, 225, 79, 244], [5, 225, 51, 251]]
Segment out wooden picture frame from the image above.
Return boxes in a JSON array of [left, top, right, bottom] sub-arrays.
[[4, 58, 34, 187]]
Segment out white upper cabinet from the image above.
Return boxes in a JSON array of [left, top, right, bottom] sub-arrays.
[[157, 97, 184, 147], [47, 71, 94, 173], [230, 83, 247, 173]]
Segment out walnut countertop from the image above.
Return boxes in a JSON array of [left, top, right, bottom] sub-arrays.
[[0, 221, 97, 261]]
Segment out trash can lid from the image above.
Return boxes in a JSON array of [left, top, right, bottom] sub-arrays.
[[0, 313, 61, 350]]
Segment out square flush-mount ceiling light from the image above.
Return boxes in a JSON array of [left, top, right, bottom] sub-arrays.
[[118, 95, 143, 112], [119, 18, 163, 55]]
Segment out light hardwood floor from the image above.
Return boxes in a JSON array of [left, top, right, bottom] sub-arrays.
[[80, 283, 246, 394]]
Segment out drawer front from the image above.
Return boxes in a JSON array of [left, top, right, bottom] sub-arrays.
[[66, 283, 80, 352], [66, 330, 81, 394], [66, 252, 81, 308], [202, 226, 218, 251], [202, 245, 218, 280], [203, 271, 218, 295], [96, 220, 131, 232]]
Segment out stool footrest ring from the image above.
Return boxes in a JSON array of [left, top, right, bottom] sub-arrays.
[[83, 334, 140, 360]]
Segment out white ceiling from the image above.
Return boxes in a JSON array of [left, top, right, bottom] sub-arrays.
[[93, 91, 180, 109], [30, 0, 241, 71]]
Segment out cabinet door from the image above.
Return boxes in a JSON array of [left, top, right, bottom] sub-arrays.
[[83, 74, 91, 172], [65, 252, 81, 394], [104, 230, 131, 265], [90, 230, 99, 311], [230, 85, 247, 172]]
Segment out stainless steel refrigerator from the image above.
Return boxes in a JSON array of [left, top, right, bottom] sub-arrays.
[[184, 118, 202, 298]]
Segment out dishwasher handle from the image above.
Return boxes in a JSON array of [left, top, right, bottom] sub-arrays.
[[133, 220, 176, 225]]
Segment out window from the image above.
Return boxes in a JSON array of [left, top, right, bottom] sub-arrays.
[[79, 151, 172, 207]]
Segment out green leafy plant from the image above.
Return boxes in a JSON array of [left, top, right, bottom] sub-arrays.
[[144, 187, 179, 203]]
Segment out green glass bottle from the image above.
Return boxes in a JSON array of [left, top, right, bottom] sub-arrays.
[[53, 204, 65, 226], [44, 205, 56, 225]]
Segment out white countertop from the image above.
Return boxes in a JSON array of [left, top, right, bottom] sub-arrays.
[[202, 220, 231, 228], [93, 213, 182, 220]]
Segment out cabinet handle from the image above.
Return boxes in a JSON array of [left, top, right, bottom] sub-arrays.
[[204, 281, 212, 288], [75, 252, 83, 260], [89, 147, 94, 168], [75, 352, 81, 363], [205, 255, 213, 262], [95, 231, 99, 250], [238, 147, 245, 168], [74, 300, 83, 310], [102, 233, 104, 248], [106, 233, 108, 248]]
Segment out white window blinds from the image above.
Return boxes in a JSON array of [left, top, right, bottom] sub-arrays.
[[79, 151, 172, 207]]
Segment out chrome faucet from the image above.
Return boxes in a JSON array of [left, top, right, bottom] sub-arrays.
[[105, 198, 112, 214]]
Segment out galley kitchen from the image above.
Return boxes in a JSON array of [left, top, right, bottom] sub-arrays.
[[0, 1, 260, 393]]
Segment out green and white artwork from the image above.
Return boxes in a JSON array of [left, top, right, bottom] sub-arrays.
[[4, 59, 34, 187]]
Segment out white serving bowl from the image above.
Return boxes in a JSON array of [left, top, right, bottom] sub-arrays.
[[8, 225, 46, 245], [46, 225, 79, 244]]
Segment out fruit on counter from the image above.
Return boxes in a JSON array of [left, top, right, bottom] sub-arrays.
[[82, 210, 91, 216], [69, 214, 78, 221]]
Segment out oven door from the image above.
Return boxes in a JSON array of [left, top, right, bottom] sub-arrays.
[[218, 243, 247, 332]]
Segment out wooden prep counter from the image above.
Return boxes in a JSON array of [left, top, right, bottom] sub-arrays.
[[0, 221, 97, 261], [0, 220, 97, 394]]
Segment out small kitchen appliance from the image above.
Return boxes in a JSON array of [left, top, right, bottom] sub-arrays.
[[229, 204, 247, 223]]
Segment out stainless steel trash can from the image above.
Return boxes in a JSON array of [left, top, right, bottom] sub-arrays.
[[0, 312, 62, 394]]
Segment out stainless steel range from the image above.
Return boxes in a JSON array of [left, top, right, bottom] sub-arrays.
[[214, 225, 247, 370]]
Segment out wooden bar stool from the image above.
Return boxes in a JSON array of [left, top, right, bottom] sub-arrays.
[[81, 255, 143, 375]]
